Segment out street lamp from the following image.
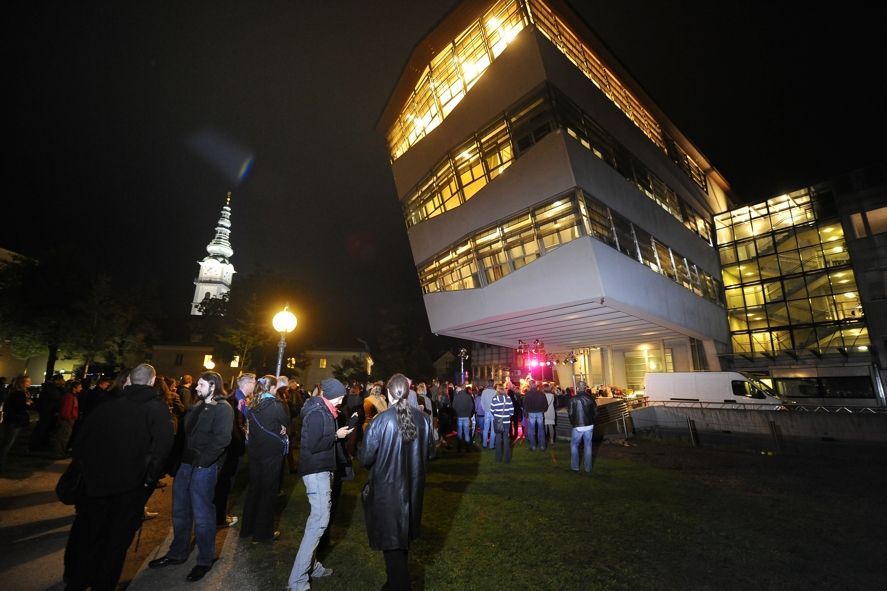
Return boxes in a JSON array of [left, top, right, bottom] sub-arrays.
[[457, 347, 469, 384], [272, 305, 298, 377], [565, 351, 577, 392]]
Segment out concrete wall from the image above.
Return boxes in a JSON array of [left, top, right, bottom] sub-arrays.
[[631, 405, 887, 446]]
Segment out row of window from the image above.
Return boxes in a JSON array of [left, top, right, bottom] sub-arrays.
[[714, 189, 817, 245], [417, 188, 723, 307], [731, 323, 869, 357], [387, 0, 527, 160], [402, 85, 713, 245], [387, 0, 707, 195], [849, 205, 887, 238], [525, 0, 707, 193]]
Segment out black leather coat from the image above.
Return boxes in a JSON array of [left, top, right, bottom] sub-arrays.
[[359, 405, 433, 550], [568, 392, 597, 428]]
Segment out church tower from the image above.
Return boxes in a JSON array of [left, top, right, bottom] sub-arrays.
[[191, 193, 235, 315]]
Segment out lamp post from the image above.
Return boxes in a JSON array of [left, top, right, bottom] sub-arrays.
[[457, 347, 469, 384], [272, 305, 298, 377], [565, 351, 577, 392]]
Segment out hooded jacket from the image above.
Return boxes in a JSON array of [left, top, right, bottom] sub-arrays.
[[298, 396, 338, 476], [359, 405, 433, 550], [75, 384, 174, 497]]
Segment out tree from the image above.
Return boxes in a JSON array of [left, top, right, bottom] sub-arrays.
[[216, 292, 271, 373], [66, 275, 119, 376], [331, 355, 369, 385], [0, 252, 83, 379]]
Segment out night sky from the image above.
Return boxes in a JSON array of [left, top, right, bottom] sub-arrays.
[[7, 1, 885, 348]]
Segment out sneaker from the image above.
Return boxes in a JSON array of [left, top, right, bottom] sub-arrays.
[[311, 563, 333, 578], [226, 515, 239, 527]]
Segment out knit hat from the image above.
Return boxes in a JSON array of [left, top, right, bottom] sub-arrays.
[[321, 378, 346, 400]]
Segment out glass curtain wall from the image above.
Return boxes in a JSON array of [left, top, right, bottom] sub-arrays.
[[715, 189, 870, 358]]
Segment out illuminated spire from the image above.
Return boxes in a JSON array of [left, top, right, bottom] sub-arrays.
[[206, 192, 233, 260], [191, 192, 236, 315]]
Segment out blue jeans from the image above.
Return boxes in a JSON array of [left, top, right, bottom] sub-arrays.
[[288, 471, 332, 590], [482, 413, 495, 448], [527, 412, 545, 450], [457, 417, 471, 443], [169, 463, 219, 566], [571, 427, 594, 472]]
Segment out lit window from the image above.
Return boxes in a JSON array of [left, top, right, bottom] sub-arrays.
[[319, 358, 327, 369], [865, 206, 887, 235]]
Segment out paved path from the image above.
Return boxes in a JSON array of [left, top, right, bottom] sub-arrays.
[[0, 455, 174, 591]]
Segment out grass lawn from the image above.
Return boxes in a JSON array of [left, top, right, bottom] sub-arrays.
[[231, 436, 887, 591]]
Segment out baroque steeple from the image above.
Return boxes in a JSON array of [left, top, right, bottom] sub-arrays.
[[191, 193, 236, 315]]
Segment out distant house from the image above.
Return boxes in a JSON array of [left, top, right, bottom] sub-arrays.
[[299, 348, 373, 387], [150, 344, 215, 384]]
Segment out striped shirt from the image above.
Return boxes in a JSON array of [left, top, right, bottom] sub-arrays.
[[489, 394, 514, 420]]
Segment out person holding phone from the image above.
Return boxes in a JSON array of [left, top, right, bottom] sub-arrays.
[[286, 378, 353, 591]]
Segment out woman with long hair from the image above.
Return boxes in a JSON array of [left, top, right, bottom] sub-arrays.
[[239, 375, 289, 543], [360, 374, 433, 590]]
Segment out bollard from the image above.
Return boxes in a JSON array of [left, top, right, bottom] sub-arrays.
[[687, 417, 699, 447], [769, 420, 782, 452]]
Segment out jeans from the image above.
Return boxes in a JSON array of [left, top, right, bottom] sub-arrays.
[[527, 412, 545, 450], [287, 471, 332, 590], [570, 427, 594, 472], [482, 414, 495, 448], [494, 427, 511, 463], [456, 417, 471, 443], [0, 424, 21, 471], [169, 463, 219, 567]]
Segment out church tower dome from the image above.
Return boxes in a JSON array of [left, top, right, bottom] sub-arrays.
[[191, 193, 236, 315]]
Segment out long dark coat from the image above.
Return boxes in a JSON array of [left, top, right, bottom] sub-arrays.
[[359, 404, 433, 550]]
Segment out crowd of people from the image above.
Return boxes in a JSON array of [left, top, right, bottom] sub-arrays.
[[0, 367, 601, 590]]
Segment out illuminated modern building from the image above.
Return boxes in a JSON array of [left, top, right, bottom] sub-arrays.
[[715, 164, 886, 405], [191, 193, 236, 315], [377, 0, 732, 389]]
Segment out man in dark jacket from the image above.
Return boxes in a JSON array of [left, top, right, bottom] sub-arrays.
[[523, 379, 549, 451], [451, 385, 474, 452], [63, 363, 174, 591], [149, 371, 233, 582], [568, 381, 597, 473], [30, 373, 65, 451], [286, 378, 353, 591]]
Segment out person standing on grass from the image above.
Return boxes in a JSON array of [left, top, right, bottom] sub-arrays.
[[543, 382, 557, 446], [452, 384, 474, 452], [490, 383, 514, 464], [360, 373, 433, 590], [523, 379, 548, 451], [568, 381, 597, 473], [286, 378, 354, 591]]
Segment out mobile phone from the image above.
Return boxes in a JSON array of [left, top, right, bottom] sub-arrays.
[[347, 413, 361, 428]]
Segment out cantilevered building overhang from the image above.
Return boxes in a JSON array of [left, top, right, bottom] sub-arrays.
[[378, 0, 735, 373]]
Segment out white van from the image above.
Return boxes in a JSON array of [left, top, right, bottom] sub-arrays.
[[643, 372, 788, 408]]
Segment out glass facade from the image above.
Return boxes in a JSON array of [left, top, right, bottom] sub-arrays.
[[714, 189, 870, 358], [402, 85, 713, 244], [388, 0, 707, 194], [418, 188, 722, 305]]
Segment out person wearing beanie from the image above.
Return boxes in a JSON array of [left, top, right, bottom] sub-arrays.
[[286, 378, 354, 591]]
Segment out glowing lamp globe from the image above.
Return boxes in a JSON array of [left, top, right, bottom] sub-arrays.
[[273, 307, 298, 334]]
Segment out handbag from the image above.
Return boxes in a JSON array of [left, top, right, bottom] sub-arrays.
[[56, 457, 85, 505], [493, 416, 506, 434]]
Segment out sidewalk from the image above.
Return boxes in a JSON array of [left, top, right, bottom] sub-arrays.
[[0, 451, 174, 591], [0, 457, 74, 591]]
